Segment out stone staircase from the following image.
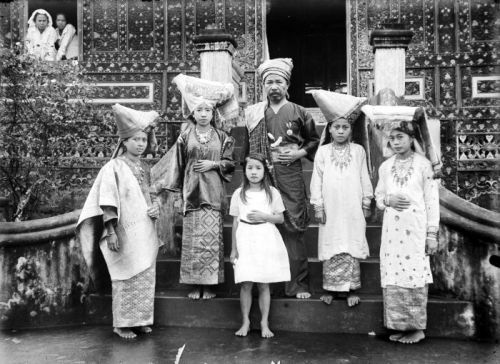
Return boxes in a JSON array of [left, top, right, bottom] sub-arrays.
[[88, 126, 475, 338]]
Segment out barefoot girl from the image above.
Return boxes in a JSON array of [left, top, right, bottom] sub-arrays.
[[309, 90, 373, 307], [77, 104, 161, 339], [230, 154, 290, 338], [375, 120, 439, 344], [162, 74, 236, 300]]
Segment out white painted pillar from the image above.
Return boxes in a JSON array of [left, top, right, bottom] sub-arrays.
[[369, 25, 413, 97]]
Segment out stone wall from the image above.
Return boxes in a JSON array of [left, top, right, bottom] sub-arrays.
[[0, 236, 89, 329], [432, 225, 500, 339]]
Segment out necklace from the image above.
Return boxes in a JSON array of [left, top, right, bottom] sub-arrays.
[[330, 142, 352, 171], [391, 153, 414, 187], [195, 126, 213, 144], [121, 156, 145, 185], [195, 126, 214, 158]]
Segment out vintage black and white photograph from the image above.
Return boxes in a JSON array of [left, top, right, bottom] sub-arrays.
[[0, 0, 499, 363]]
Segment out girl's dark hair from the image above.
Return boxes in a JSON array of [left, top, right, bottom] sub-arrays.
[[240, 153, 273, 204], [55, 13, 67, 21]]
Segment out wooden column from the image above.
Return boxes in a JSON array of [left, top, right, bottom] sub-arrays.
[[369, 24, 413, 97]]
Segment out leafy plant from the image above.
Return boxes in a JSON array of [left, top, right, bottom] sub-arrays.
[[0, 45, 98, 220]]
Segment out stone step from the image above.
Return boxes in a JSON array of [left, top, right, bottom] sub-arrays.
[[170, 224, 382, 258], [155, 258, 382, 295], [88, 292, 475, 339]]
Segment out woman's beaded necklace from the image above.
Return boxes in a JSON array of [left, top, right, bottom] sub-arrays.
[[195, 126, 214, 158], [121, 155, 145, 185], [330, 142, 352, 171], [391, 152, 415, 187]]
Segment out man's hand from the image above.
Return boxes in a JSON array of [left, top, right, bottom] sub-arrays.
[[276, 149, 306, 164]]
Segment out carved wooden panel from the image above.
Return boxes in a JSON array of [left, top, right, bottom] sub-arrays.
[[349, 0, 500, 211]]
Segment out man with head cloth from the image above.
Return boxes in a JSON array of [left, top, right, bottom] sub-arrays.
[[245, 58, 320, 299]]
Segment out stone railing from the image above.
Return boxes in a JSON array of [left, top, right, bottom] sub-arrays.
[[0, 211, 89, 330]]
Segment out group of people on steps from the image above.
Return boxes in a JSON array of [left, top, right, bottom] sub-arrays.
[[77, 57, 439, 345]]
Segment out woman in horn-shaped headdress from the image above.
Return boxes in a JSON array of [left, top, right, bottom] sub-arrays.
[[309, 90, 373, 307], [159, 74, 237, 300], [77, 104, 161, 339], [375, 120, 439, 344]]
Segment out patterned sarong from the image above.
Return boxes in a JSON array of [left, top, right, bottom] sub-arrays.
[[180, 206, 224, 285], [322, 253, 361, 292], [383, 285, 428, 331], [112, 264, 156, 328]]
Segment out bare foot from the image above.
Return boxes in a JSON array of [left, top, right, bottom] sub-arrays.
[[134, 326, 152, 334], [296, 292, 311, 299], [188, 288, 201, 300], [347, 293, 360, 307], [398, 330, 425, 344], [320, 294, 333, 305], [202, 287, 216, 300], [389, 332, 404, 342], [261, 323, 274, 338], [235, 321, 250, 337], [113, 328, 137, 339]]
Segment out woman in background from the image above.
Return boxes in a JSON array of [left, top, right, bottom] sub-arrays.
[[54, 13, 79, 61], [25, 9, 57, 61]]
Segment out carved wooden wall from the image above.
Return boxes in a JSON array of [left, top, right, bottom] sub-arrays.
[[1, 0, 498, 212], [349, 0, 500, 211], [0, 0, 266, 211]]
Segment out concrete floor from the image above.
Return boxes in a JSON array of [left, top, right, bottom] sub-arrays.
[[0, 325, 498, 364]]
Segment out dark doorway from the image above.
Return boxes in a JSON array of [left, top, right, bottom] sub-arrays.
[[266, 0, 346, 107]]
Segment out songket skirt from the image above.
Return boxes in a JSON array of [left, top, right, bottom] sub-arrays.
[[112, 264, 156, 328], [180, 206, 224, 285], [322, 253, 361, 292], [383, 285, 428, 331]]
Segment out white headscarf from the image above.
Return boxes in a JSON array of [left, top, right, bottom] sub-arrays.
[[27, 9, 54, 29]]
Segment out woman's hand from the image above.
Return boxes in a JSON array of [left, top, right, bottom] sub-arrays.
[[314, 210, 326, 224], [107, 233, 119, 252], [147, 202, 160, 219], [193, 160, 215, 173], [247, 210, 268, 223], [230, 249, 238, 265], [425, 238, 438, 255], [387, 194, 411, 212]]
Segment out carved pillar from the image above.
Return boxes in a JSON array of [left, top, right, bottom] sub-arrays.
[[369, 24, 413, 97], [193, 28, 237, 84]]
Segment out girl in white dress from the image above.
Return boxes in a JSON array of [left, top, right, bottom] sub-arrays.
[[375, 120, 439, 344], [230, 153, 290, 338]]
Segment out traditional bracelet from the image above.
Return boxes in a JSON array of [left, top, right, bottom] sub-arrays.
[[212, 161, 218, 169], [313, 205, 324, 213], [106, 231, 115, 237]]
